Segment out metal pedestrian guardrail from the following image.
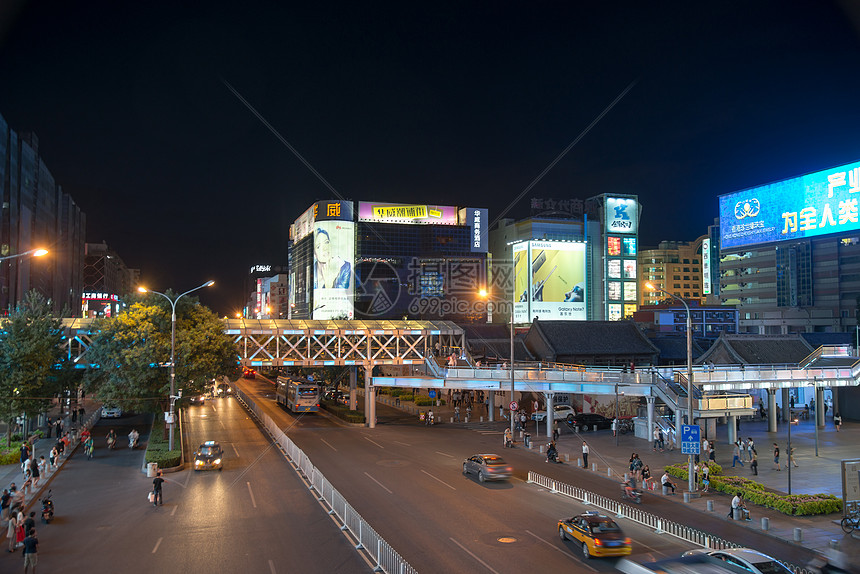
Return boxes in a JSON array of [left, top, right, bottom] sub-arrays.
[[235, 388, 418, 574], [527, 471, 813, 574]]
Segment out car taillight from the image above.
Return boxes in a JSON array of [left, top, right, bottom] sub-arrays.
[[594, 539, 603, 546], [506, 467, 512, 472], [624, 537, 631, 544]]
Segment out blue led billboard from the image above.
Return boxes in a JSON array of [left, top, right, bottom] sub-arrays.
[[719, 160, 860, 249]]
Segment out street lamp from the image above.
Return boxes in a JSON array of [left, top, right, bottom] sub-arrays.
[[646, 282, 695, 494], [138, 280, 215, 451], [0, 248, 48, 262], [478, 287, 515, 435], [809, 380, 820, 457]]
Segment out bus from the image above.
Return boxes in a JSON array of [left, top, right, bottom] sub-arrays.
[[276, 376, 320, 413]]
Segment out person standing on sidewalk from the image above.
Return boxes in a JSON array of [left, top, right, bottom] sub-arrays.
[[6, 511, 18, 552], [834, 412, 842, 431], [750, 449, 758, 475], [581, 441, 589, 467], [746, 437, 755, 462], [0, 488, 10, 523]]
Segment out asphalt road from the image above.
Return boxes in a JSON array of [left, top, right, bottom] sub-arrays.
[[0, 398, 369, 574], [237, 379, 702, 573]]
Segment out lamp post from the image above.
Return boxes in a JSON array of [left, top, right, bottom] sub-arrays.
[[787, 408, 794, 495], [646, 282, 694, 494], [479, 287, 516, 434], [809, 380, 820, 457], [138, 280, 215, 451], [614, 383, 627, 447], [0, 248, 48, 262]]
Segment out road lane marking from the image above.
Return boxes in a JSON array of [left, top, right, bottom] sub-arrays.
[[170, 505, 178, 517], [420, 469, 456, 490], [363, 436, 385, 449], [364, 472, 393, 494], [268, 559, 276, 574], [231, 443, 240, 457], [524, 529, 581, 563], [393, 441, 411, 447], [450, 537, 499, 573], [321, 438, 337, 451], [247, 481, 257, 508], [435, 451, 453, 458], [211, 404, 217, 412], [219, 420, 226, 429], [152, 537, 163, 554]]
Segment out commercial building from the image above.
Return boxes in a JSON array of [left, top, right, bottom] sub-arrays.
[[245, 264, 288, 318], [288, 200, 488, 322], [632, 300, 738, 340], [718, 159, 860, 334], [82, 241, 138, 317], [637, 237, 707, 307], [0, 113, 85, 315], [488, 193, 641, 324]]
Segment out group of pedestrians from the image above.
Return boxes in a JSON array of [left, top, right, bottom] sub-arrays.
[[2, 481, 39, 571]]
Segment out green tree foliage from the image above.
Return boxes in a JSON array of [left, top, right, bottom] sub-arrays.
[[0, 290, 64, 445], [84, 292, 239, 413]]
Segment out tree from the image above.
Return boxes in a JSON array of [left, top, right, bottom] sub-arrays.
[[0, 290, 64, 446], [84, 293, 239, 413]]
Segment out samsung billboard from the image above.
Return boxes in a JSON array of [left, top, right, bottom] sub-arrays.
[[513, 240, 586, 322], [719, 160, 860, 249]]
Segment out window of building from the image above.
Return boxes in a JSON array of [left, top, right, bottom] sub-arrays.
[[674, 284, 681, 288], [673, 275, 680, 280], [683, 259, 690, 264], [683, 267, 689, 272]]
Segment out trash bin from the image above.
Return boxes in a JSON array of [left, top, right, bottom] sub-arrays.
[[524, 433, 531, 449], [147, 462, 158, 478]]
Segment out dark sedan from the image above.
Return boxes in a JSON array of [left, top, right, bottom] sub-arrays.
[[571, 413, 613, 431]]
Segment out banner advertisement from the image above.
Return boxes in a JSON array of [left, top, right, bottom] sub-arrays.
[[527, 241, 586, 321], [358, 201, 458, 225], [702, 238, 711, 295], [313, 221, 355, 320], [605, 197, 638, 234], [719, 160, 860, 249], [513, 242, 529, 323]]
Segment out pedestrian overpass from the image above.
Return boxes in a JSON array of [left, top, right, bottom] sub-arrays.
[[59, 319, 859, 432]]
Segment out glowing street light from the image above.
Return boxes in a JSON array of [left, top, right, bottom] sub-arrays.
[[138, 280, 215, 451], [0, 248, 48, 262]]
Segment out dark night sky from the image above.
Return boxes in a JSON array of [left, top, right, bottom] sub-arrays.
[[2, 1, 860, 315]]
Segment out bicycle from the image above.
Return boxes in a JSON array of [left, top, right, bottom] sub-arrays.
[[840, 509, 859, 533]]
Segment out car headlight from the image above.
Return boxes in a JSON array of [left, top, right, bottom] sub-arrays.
[[213, 459, 221, 465], [195, 459, 203, 465]]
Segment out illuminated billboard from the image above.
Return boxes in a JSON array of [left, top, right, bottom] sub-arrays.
[[719, 160, 860, 249], [605, 197, 638, 234], [702, 238, 711, 295], [514, 240, 586, 322], [313, 221, 355, 320], [358, 202, 458, 225]]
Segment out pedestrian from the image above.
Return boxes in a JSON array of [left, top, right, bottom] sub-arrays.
[[152, 470, 165, 506], [23, 512, 35, 540], [738, 437, 747, 461], [22, 527, 38, 573], [552, 421, 559, 442], [789, 446, 798, 468], [732, 441, 744, 467], [37, 456, 46, 480], [666, 429, 675, 451], [6, 511, 18, 552], [30, 458, 40, 487], [49, 447, 57, 470], [0, 489, 10, 523], [79, 406, 86, 420], [21, 456, 32, 480], [746, 437, 754, 462], [427, 409, 434, 425], [454, 405, 460, 422], [750, 449, 758, 475], [653, 426, 660, 452], [661, 471, 676, 495], [15, 508, 25, 547], [466, 405, 472, 421], [834, 412, 842, 431], [54, 419, 61, 438], [658, 427, 664, 451], [45, 418, 52, 439], [19, 443, 30, 472], [642, 464, 655, 490], [773, 443, 781, 471], [519, 412, 526, 430], [632, 453, 643, 482], [582, 441, 589, 467], [702, 462, 710, 492], [708, 444, 716, 462], [693, 461, 699, 488]]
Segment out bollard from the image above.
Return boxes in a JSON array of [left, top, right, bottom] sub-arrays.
[[539, 445, 544, 453], [592, 462, 598, 472], [794, 528, 802, 542], [683, 492, 691, 503], [707, 500, 714, 512], [761, 517, 769, 530], [450, 417, 454, 423], [607, 467, 612, 477], [564, 453, 570, 462], [480, 416, 484, 422], [577, 458, 582, 467]]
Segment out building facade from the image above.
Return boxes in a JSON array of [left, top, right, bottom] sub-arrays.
[[632, 300, 738, 339], [0, 113, 86, 315], [637, 237, 707, 307], [82, 241, 138, 317]]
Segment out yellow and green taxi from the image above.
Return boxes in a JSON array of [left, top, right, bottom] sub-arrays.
[[558, 511, 632, 559]]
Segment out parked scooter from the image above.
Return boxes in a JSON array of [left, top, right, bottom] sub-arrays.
[[41, 490, 54, 523]]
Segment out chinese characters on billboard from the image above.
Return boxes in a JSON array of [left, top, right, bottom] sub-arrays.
[[313, 221, 355, 319], [358, 202, 458, 225], [605, 197, 639, 234], [719, 160, 860, 249]]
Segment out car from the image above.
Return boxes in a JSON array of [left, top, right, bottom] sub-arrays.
[[189, 394, 206, 405], [682, 548, 792, 574], [242, 367, 256, 379], [462, 454, 512, 482], [101, 406, 122, 418], [558, 511, 632, 560], [532, 404, 576, 422], [193, 441, 224, 471], [324, 389, 343, 401], [571, 413, 613, 431], [216, 383, 233, 396]]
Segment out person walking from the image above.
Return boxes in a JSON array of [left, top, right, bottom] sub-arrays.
[[466, 405, 472, 422], [6, 511, 18, 552], [834, 412, 842, 431], [454, 405, 460, 422], [22, 512, 35, 540], [773, 443, 781, 471], [152, 470, 165, 507], [653, 426, 660, 452], [708, 443, 716, 462], [789, 446, 798, 468], [582, 441, 589, 468], [750, 449, 758, 475], [30, 458, 40, 487], [746, 437, 755, 462], [731, 441, 744, 467], [738, 437, 748, 461], [22, 527, 38, 573]]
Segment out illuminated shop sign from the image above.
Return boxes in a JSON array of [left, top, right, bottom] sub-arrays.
[[468, 208, 488, 253], [514, 240, 587, 322], [291, 201, 354, 242], [719, 159, 860, 249], [605, 197, 638, 234], [82, 292, 119, 301], [358, 202, 458, 225], [702, 238, 711, 295]]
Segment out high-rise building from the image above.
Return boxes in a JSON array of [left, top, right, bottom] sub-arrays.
[[82, 241, 138, 317], [637, 237, 707, 307], [0, 113, 85, 315]]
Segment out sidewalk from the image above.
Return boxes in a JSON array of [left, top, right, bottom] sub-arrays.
[[371, 388, 860, 570]]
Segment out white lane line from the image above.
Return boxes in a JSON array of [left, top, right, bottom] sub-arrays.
[[364, 472, 393, 494], [211, 404, 217, 412], [524, 529, 580, 563], [450, 537, 499, 574], [152, 537, 163, 554], [435, 451, 453, 458], [170, 505, 178, 517], [268, 559, 276, 574], [231, 443, 240, 457], [219, 420, 226, 429], [420, 469, 456, 490], [321, 438, 337, 452], [393, 441, 411, 447], [247, 481, 257, 508], [364, 436, 385, 449]]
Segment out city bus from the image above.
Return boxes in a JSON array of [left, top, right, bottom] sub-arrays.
[[276, 376, 320, 413]]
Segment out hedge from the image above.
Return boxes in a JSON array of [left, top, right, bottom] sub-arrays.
[[414, 397, 446, 407], [321, 399, 366, 424], [665, 462, 841, 516], [145, 418, 182, 468]]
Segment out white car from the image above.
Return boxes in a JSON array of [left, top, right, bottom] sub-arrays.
[[682, 548, 791, 574], [532, 405, 576, 422], [101, 406, 123, 418]]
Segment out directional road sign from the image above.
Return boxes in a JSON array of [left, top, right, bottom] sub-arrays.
[[681, 424, 700, 455]]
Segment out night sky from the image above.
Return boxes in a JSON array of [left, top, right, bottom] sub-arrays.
[[2, 1, 860, 316]]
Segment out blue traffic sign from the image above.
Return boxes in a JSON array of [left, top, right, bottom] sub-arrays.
[[429, 390, 436, 398], [681, 425, 700, 455]]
